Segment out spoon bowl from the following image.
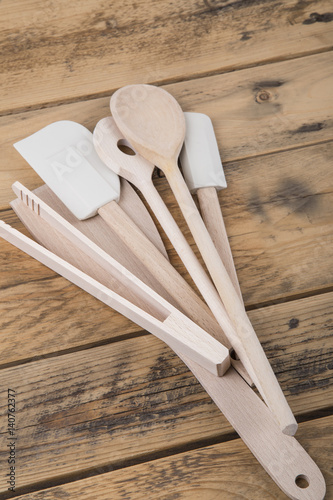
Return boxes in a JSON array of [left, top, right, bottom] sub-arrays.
[[110, 84, 185, 172]]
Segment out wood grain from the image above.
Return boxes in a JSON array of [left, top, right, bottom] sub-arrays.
[[8, 416, 333, 500], [0, 291, 331, 491], [0, 0, 332, 113], [0, 1, 331, 497], [198, 187, 244, 301]]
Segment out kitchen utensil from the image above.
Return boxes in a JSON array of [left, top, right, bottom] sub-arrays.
[[1, 217, 325, 499]]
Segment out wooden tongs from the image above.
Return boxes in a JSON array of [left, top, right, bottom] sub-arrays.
[[2, 183, 230, 377]]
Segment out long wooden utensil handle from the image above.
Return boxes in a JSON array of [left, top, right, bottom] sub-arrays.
[[197, 186, 243, 302], [179, 357, 325, 500], [117, 178, 169, 260], [164, 163, 297, 435]]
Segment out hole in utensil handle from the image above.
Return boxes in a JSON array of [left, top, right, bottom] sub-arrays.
[[295, 474, 310, 489], [117, 139, 136, 156]]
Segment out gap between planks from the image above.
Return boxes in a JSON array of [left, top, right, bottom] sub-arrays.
[[0, 257, 331, 372], [245, 284, 333, 312], [0, 329, 148, 371]]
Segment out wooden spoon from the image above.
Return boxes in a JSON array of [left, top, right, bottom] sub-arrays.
[[109, 84, 297, 436]]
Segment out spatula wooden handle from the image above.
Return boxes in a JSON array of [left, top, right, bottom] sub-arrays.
[[118, 178, 169, 260], [164, 164, 297, 436], [197, 186, 243, 303], [99, 198, 232, 329], [98, 199, 228, 331]]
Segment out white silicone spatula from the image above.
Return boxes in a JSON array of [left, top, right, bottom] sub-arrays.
[[13, 121, 167, 259], [180, 112, 243, 301]]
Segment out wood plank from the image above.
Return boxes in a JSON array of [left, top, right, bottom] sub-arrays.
[[214, 142, 333, 305], [1, 0, 332, 113], [1, 52, 333, 209], [9, 416, 333, 500], [0, 292, 331, 491], [169, 52, 333, 162]]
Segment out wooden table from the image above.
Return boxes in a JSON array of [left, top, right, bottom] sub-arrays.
[[0, 1, 332, 498]]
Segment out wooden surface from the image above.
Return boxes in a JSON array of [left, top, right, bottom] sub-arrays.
[[0, 0, 332, 498]]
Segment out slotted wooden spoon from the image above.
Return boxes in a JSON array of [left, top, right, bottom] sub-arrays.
[[109, 84, 297, 436]]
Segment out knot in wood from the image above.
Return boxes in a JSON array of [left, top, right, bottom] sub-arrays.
[[256, 90, 271, 103]]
